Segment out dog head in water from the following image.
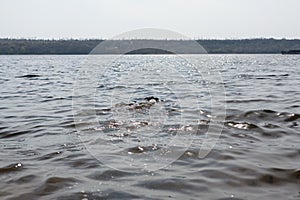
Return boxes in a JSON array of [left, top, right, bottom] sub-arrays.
[[145, 96, 160, 103]]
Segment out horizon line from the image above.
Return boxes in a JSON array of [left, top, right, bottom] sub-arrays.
[[1, 37, 300, 41]]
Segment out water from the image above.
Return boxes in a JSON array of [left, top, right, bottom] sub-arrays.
[[0, 55, 299, 200]]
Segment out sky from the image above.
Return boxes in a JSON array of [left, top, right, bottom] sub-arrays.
[[1, 0, 300, 39]]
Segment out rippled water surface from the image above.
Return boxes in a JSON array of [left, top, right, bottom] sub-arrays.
[[0, 55, 299, 200]]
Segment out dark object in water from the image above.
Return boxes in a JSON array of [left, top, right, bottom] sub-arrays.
[[114, 96, 162, 110], [129, 96, 162, 110], [144, 96, 160, 102], [16, 74, 41, 78], [281, 50, 300, 55]]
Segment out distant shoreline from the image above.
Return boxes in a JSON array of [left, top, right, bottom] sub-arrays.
[[1, 38, 300, 55]]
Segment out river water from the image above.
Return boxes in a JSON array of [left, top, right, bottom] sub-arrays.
[[0, 55, 299, 200]]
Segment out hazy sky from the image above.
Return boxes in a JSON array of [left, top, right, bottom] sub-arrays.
[[1, 0, 299, 39]]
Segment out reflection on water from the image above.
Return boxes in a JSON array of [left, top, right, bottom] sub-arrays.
[[0, 55, 299, 200]]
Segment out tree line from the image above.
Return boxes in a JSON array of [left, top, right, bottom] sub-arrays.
[[0, 38, 299, 54]]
